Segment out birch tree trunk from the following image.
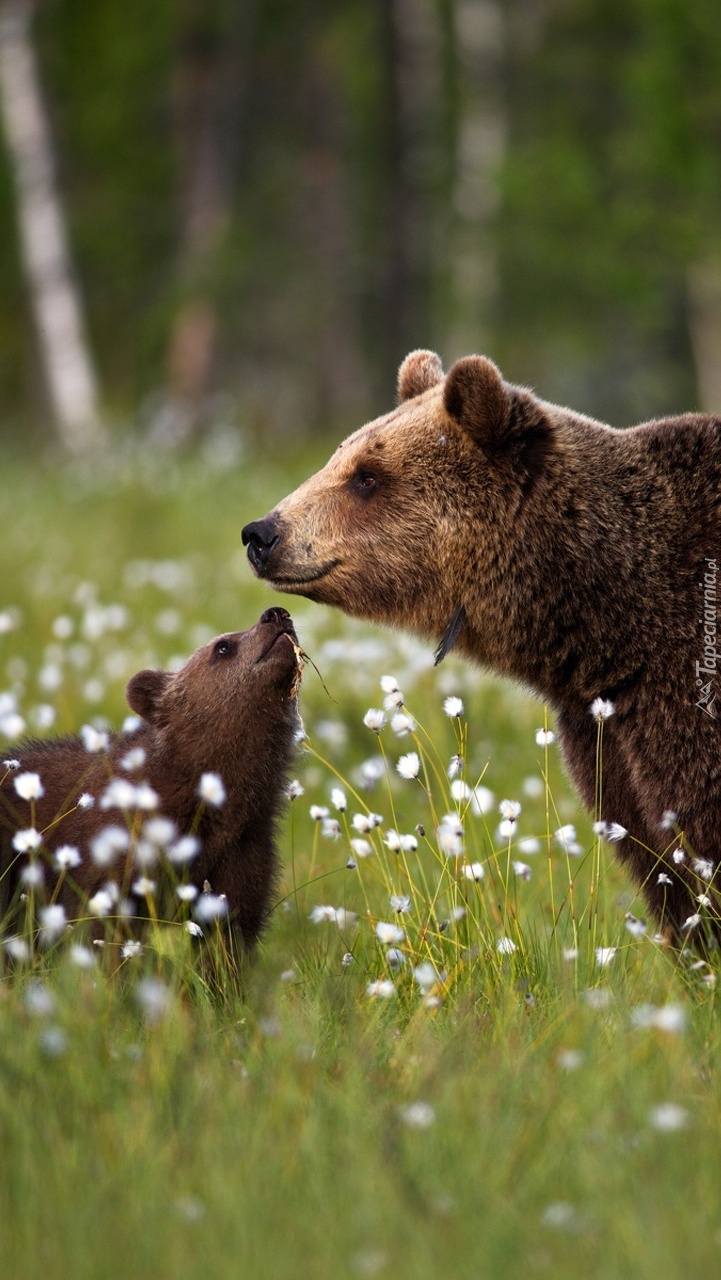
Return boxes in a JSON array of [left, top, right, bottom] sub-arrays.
[[448, 0, 506, 358], [0, 0, 102, 450], [687, 258, 721, 414]]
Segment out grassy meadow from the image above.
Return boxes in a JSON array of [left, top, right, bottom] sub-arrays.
[[0, 438, 719, 1280]]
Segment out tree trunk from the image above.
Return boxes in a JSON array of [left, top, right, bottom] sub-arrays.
[[447, 0, 506, 358], [0, 0, 101, 449], [687, 258, 721, 414]]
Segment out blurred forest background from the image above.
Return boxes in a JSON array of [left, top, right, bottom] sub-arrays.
[[0, 0, 719, 448]]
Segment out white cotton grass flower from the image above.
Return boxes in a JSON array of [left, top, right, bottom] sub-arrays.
[[383, 689, 405, 711], [391, 712, 416, 736], [386, 947, 405, 971], [535, 728, 556, 746], [309, 805, 330, 821], [88, 887, 116, 917], [693, 858, 714, 881], [193, 894, 229, 923], [24, 982, 56, 1018], [100, 777, 139, 811], [143, 817, 177, 848], [595, 946, 617, 968], [396, 752, 420, 780], [3, 758, 21, 770], [286, 779, 304, 800], [557, 1049, 585, 1071], [69, 944, 95, 970], [90, 825, 130, 867], [21, 862, 45, 889], [120, 747, 146, 772], [499, 799, 521, 821], [186, 920, 203, 938], [330, 787, 347, 812], [657, 872, 672, 886], [590, 697, 615, 722], [366, 979, 396, 999], [497, 936, 517, 955], [512, 861, 532, 882], [350, 838, 373, 859], [518, 837, 541, 855], [54, 845, 81, 871], [4, 936, 30, 963], [447, 754, 463, 780], [135, 783, 159, 811], [498, 819, 516, 840], [443, 696, 464, 718], [375, 921, 404, 945], [132, 876, 156, 897], [176, 883, 199, 902], [413, 962, 439, 994], [593, 820, 628, 842], [624, 913, 647, 938], [363, 708, 386, 732], [462, 862, 485, 882], [380, 675, 400, 694], [0, 713, 26, 739], [469, 786, 494, 816], [135, 977, 172, 1025], [648, 1102, 690, 1132], [122, 940, 143, 959], [39, 904, 66, 944], [13, 772, 44, 801], [198, 772, 226, 807], [437, 813, 464, 858], [78, 793, 94, 809], [390, 894, 412, 914], [12, 828, 42, 853], [309, 905, 338, 924], [682, 913, 701, 931], [80, 724, 109, 753], [672, 848, 685, 864], [400, 1102, 436, 1130], [631, 1004, 687, 1034], [168, 835, 201, 865]]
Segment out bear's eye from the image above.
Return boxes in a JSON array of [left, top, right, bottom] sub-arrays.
[[213, 639, 234, 659], [351, 469, 380, 498]]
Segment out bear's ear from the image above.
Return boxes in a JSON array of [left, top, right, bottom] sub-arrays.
[[443, 356, 511, 450], [125, 669, 171, 724], [398, 349, 444, 402]]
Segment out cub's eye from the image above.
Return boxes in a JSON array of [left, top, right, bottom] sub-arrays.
[[213, 639, 233, 659], [351, 469, 380, 498]]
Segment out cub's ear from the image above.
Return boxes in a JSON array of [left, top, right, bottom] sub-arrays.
[[125, 669, 171, 724], [443, 356, 511, 450], [398, 349, 444, 402]]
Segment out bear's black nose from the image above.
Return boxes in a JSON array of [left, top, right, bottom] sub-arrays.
[[260, 607, 292, 627], [242, 516, 280, 574]]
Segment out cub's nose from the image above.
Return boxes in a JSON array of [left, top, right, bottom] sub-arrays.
[[260, 607, 292, 627], [242, 516, 280, 573]]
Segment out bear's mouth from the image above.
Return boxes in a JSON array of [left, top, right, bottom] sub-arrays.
[[267, 558, 341, 588]]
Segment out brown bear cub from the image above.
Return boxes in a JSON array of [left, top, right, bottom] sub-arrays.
[[0, 608, 302, 946], [243, 350, 721, 943]]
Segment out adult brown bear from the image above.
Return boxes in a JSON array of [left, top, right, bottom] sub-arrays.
[[243, 349, 721, 942]]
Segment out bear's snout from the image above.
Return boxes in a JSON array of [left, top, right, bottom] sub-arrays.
[[242, 515, 280, 575]]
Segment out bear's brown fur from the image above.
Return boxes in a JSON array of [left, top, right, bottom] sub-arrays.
[[0, 608, 301, 945], [243, 351, 721, 941]]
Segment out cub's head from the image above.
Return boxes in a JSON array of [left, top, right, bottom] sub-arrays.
[[126, 608, 302, 781], [242, 352, 555, 654]]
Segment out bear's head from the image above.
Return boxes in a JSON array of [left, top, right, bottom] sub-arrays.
[[125, 608, 302, 787], [242, 353, 558, 664]]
